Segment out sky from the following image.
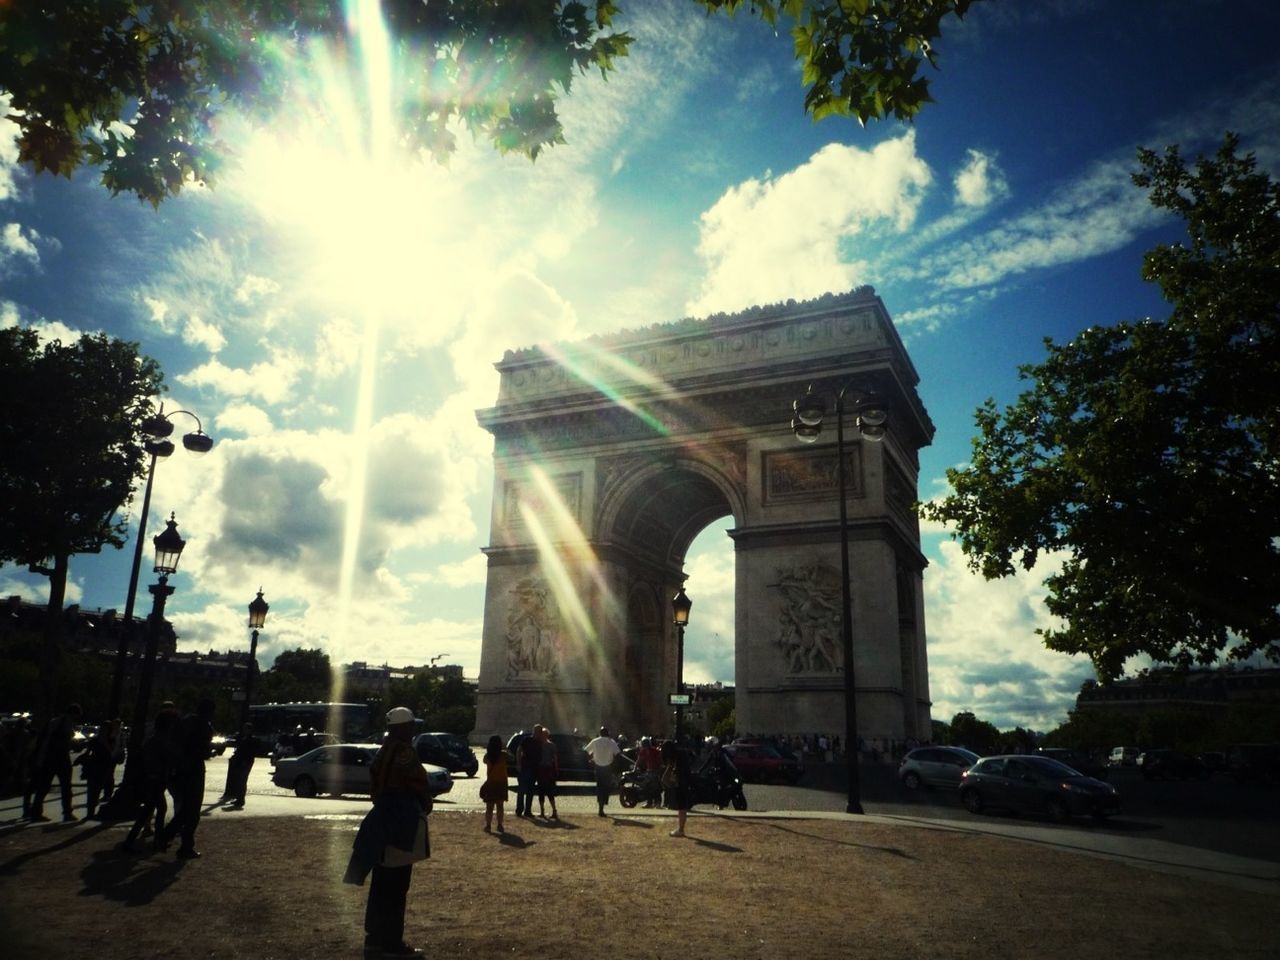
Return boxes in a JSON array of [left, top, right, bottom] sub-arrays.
[[2, 0, 1278, 733]]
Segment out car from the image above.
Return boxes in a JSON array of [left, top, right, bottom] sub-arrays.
[[1137, 749, 1208, 781], [270, 731, 340, 766], [271, 743, 452, 799], [505, 731, 595, 781], [1225, 743, 1280, 784], [208, 732, 230, 757], [412, 731, 479, 778], [898, 746, 980, 789], [959, 754, 1120, 823], [1035, 747, 1108, 781], [1108, 746, 1141, 768], [723, 743, 802, 784]]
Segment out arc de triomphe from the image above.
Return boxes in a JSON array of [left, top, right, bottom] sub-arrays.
[[472, 288, 934, 744]]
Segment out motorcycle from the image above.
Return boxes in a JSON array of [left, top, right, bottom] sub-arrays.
[[617, 766, 664, 809], [690, 758, 748, 811]]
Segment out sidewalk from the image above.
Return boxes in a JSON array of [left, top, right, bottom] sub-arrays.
[[1, 797, 1276, 960]]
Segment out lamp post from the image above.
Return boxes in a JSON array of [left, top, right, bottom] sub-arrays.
[[240, 589, 269, 732], [107, 406, 212, 721], [791, 382, 888, 815], [109, 513, 187, 811], [672, 587, 692, 742]]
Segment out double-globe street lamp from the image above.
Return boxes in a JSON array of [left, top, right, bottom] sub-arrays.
[[107, 406, 213, 721], [672, 587, 692, 741], [791, 382, 889, 815]]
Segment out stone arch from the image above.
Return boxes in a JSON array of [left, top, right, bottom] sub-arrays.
[[472, 288, 935, 746]]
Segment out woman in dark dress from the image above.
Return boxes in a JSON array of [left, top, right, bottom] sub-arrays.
[[661, 740, 691, 838]]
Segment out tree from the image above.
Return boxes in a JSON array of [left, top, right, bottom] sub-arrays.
[[0, 1, 977, 205], [259, 647, 333, 702], [0, 328, 165, 713], [920, 134, 1280, 682], [946, 710, 999, 754]]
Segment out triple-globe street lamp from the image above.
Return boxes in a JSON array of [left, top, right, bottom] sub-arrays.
[[107, 406, 213, 721], [791, 382, 889, 815]]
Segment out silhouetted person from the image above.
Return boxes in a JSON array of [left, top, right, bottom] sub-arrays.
[[226, 723, 255, 809], [28, 703, 82, 822], [585, 725, 620, 817], [160, 698, 214, 858], [78, 719, 121, 818], [122, 709, 177, 852]]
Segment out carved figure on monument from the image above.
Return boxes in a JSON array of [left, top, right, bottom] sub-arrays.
[[505, 578, 561, 679], [770, 564, 843, 674]]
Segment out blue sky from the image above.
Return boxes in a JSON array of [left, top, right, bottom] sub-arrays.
[[2, 0, 1277, 732]]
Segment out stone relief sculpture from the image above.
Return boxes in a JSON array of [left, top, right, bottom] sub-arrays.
[[505, 577, 561, 679], [770, 564, 844, 674]]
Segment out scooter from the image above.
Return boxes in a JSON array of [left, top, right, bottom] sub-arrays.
[[690, 760, 748, 811]]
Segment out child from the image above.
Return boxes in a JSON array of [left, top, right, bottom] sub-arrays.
[[481, 735, 509, 833]]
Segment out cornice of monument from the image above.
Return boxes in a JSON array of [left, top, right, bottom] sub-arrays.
[[495, 286, 885, 366]]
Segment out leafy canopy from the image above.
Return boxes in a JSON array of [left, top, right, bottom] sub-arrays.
[[0, 327, 165, 567], [920, 134, 1280, 682], [0, 1, 977, 205]]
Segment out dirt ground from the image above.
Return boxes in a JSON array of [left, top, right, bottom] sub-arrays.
[[0, 810, 1272, 960]]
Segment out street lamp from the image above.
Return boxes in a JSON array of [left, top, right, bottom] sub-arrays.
[[791, 382, 889, 815], [115, 514, 187, 802], [241, 589, 269, 732], [107, 405, 213, 720], [672, 587, 692, 742]]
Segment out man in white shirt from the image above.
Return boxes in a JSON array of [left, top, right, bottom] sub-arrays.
[[584, 726, 620, 817]]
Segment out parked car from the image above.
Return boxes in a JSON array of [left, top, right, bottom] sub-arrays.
[[1035, 747, 1108, 780], [1225, 743, 1280, 784], [412, 731, 479, 778], [960, 755, 1120, 823], [271, 743, 452, 798], [898, 746, 980, 789], [270, 731, 340, 766], [504, 731, 595, 781], [1108, 746, 1141, 768], [723, 743, 802, 784], [1138, 749, 1208, 781]]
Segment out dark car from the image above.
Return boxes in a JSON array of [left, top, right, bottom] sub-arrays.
[[723, 743, 802, 784], [959, 754, 1120, 823], [505, 731, 594, 782], [1035, 747, 1108, 781], [898, 746, 980, 789], [1225, 743, 1280, 784], [412, 731, 479, 778], [1138, 749, 1208, 781]]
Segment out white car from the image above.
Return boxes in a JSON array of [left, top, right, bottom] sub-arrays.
[[271, 743, 452, 799]]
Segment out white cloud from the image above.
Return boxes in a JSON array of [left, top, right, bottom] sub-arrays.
[[687, 132, 933, 316], [215, 402, 274, 437], [408, 553, 488, 589], [924, 540, 1092, 731], [177, 352, 303, 406], [0, 567, 84, 606], [0, 95, 23, 202], [953, 149, 1009, 208], [183, 314, 226, 352], [234, 273, 281, 304], [2, 222, 39, 262]]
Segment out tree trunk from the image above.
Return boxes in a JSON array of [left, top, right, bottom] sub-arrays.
[[38, 552, 70, 719]]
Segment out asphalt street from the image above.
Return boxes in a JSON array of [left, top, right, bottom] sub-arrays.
[[5, 751, 1277, 894]]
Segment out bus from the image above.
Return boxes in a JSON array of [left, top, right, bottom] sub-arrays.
[[247, 702, 375, 756]]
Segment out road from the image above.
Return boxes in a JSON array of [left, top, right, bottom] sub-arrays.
[[218, 751, 1279, 864]]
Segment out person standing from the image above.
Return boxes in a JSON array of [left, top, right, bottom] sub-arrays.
[[480, 735, 508, 834], [225, 723, 256, 809], [78, 719, 120, 819], [514, 726, 541, 818], [585, 725, 620, 817], [661, 740, 692, 838], [122, 709, 177, 852], [636, 737, 662, 807], [160, 698, 214, 859], [536, 725, 559, 819], [28, 703, 82, 823], [349, 706, 431, 959]]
